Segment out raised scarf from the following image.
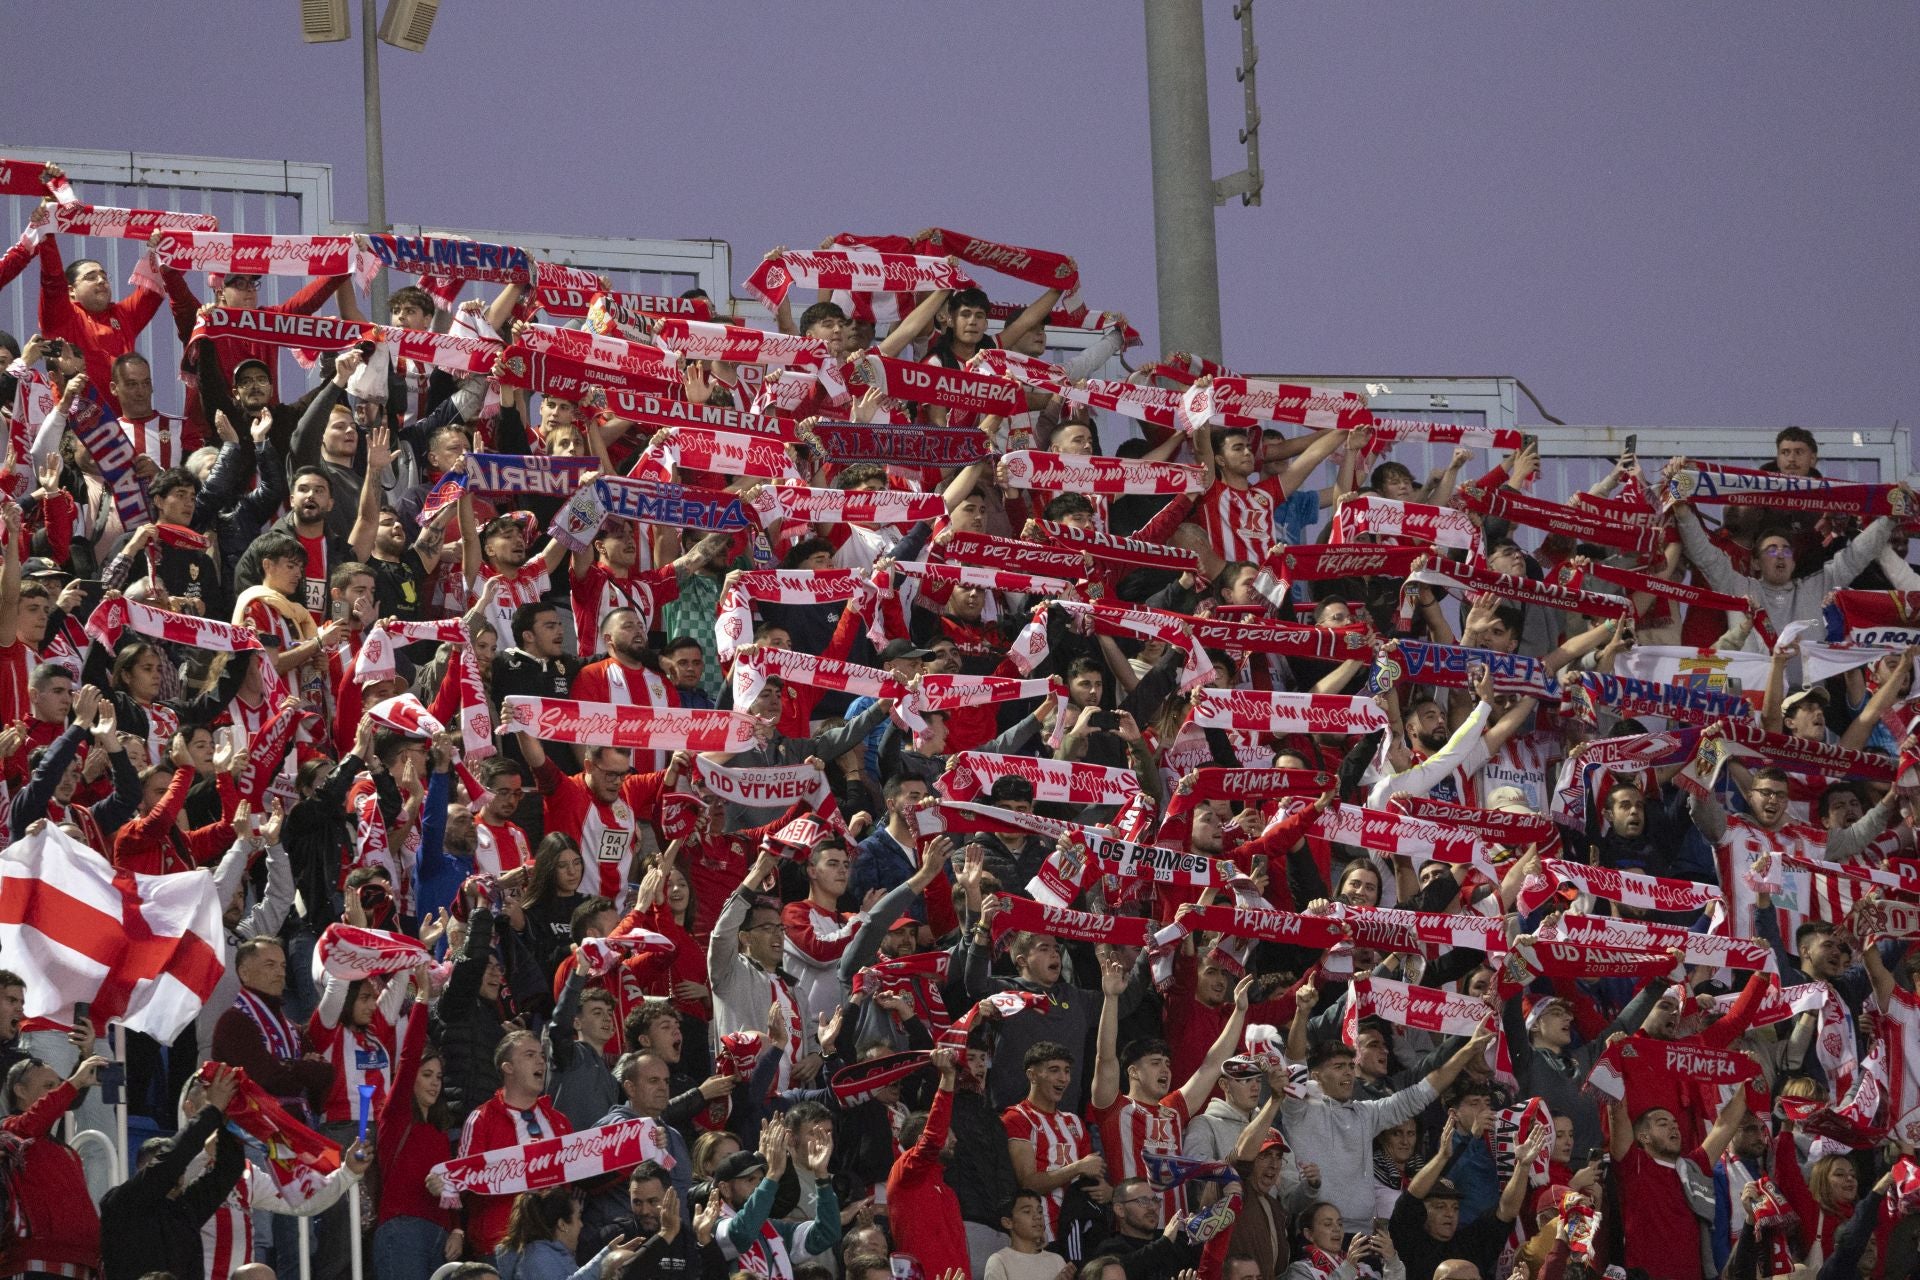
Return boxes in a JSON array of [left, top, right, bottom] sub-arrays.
[[575, 931, 677, 978], [65, 396, 149, 529], [1177, 377, 1371, 433], [152, 230, 365, 278], [1336, 904, 1507, 955], [1035, 520, 1202, 574], [1565, 671, 1752, 727], [805, 420, 991, 468], [1365, 417, 1523, 451], [1389, 795, 1557, 850], [1669, 460, 1915, 518], [1149, 903, 1347, 950], [1187, 688, 1388, 736], [553, 476, 753, 551], [745, 248, 973, 310], [987, 895, 1154, 947], [1455, 479, 1670, 555], [1330, 494, 1480, 552], [940, 751, 1138, 807], [1406, 562, 1629, 620], [314, 924, 430, 980], [1516, 858, 1721, 916], [829, 1049, 935, 1107], [198, 1063, 340, 1204], [429, 1116, 676, 1201], [360, 233, 598, 290], [692, 758, 836, 819], [1265, 542, 1426, 581], [1181, 766, 1336, 802], [1308, 803, 1496, 875], [1062, 377, 1183, 430], [538, 286, 704, 320], [648, 318, 833, 368], [1348, 976, 1497, 1039], [941, 530, 1090, 580], [88, 596, 265, 653], [189, 307, 500, 375], [714, 569, 868, 662], [512, 321, 682, 386], [913, 227, 1079, 301], [731, 646, 903, 708], [748, 484, 943, 527], [0, 158, 76, 201], [499, 696, 756, 751], [47, 203, 217, 241], [639, 425, 800, 481], [1512, 938, 1674, 985], [1373, 639, 1561, 703], [1000, 449, 1202, 495], [1545, 913, 1772, 972], [852, 352, 1024, 417]]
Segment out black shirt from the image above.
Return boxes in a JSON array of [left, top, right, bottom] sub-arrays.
[[369, 548, 431, 623]]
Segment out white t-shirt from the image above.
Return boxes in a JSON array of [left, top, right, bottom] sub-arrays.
[[985, 1248, 1071, 1280]]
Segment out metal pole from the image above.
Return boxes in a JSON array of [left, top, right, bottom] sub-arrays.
[[1143, 0, 1225, 362], [361, 0, 389, 319]]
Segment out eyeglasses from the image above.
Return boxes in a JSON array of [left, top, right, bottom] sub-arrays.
[[1751, 789, 1790, 800], [1759, 546, 1794, 559], [746, 922, 785, 934], [1113, 1195, 1155, 1207]]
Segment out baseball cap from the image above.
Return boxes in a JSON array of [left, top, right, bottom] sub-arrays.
[[21, 557, 64, 579], [878, 639, 933, 662], [1221, 1056, 1264, 1081], [1782, 685, 1830, 717], [713, 1150, 769, 1181], [232, 357, 271, 380]]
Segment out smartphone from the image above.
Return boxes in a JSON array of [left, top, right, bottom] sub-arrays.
[[331, 598, 349, 622], [1090, 711, 1119, 732], [73, 1001, 90, 1026], [1520, 432, 1539, 453], [1622, 433, 1638, 459]]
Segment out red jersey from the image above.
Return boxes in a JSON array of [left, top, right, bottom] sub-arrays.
[[475, 563, 553, 650], [1001, 1100, 1090, 1242], [570, 564, 677, 654], [474, 819, 534, 877], [458, 1092, 572, 1254], [538, 765, 666, 898], [0, 640, 38, 726], [1617, 1145, 1712, 1280], [886, 1089, 969, 1280], [120, 411, 198, 470], [1093, 1091, 1191, 1224], [1197, 475, 1286, 563], [36, 238, 166, 415]]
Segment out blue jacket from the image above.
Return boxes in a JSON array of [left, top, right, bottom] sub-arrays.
[[495, 1239, 608, 1280], [851, 827, 919, 913]]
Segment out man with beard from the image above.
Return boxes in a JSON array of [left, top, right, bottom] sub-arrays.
[[368, 500, 454, 627], [569, 520, 732, 655], [469, 758, 534, 876], [595, 1162, 697, 1275], [1370, 669, 1537, 810], [888, 1047, 971, 1280], [572, 606, 679, 770], [234, 465, 378, 614]]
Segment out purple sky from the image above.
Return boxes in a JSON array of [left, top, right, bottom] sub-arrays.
[[6, 3, 1916, 432]]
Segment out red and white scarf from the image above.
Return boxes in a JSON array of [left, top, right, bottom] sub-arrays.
[[1366, 417, 1524, 451], [714, 570, 869, 663], [1177, 378, 1371, 433], [748, 485, 943, 528], [1348, 976, 1497, 1039], [1516, 858, 1722, 916], [1187, 689, 1388, 736], [430, 1117, 677, 1201], [914, 227, 1080, 305], [87, 596, 264, 654], [987, 895, 1154, 948], [852, 352, 1024, 418], [538, 287, 707, 321], [47, 203, 218, 241], [940, 752, 1138, 807], [745, 248, 973, 311], [576, 931, 677, 977], [188, 307, 501, 376], [151, 230, 367, 279], [0, 157, 76, 202], [1330, 495, 1480, 552], [941, 531, 1090, 580], [1063, 378, 1183, 430], [639, 426, 801, 482], [1543, 913, 1773, 972], [731, 646, 903, 709], [890, 557, 1076, 600], [352, 618, 469, 682], [499, 697, 757, 751], [849, 954, 951, 1032], [692, 759, 838, 825], [1035, 521, 1201, 574], [649, 318, 834, 369], [1407, 562, 1630, 620], [513, 322, 682, 386], [1150, 903, 1348, 951], [1307, 803, 1496, 878], [314, 924, 429, 980], [1335, 904, 1508, 956], [1000, 450, 1202, 495], [1455, 479, 1670, 556], [1265, 542, 1427, 582]]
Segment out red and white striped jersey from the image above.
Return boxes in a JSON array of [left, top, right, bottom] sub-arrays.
[[1002, 1100, 1090, 1241], [1880, 984, 1920, 1140], [1715, 814, 1828, 952], [570, 564, 674, 652], [475, 819, 534, 877], [121, 411, 191, 471], [1197, 475, 1286, 563], [1472, 730, 1562, 813], [1093, 1090, 1191, 1224], [475, 563, 553, 649]]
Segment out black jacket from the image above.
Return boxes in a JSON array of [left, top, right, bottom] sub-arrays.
[[433, 905, 508, 1125], [283, 750, 368, 931], [99, 1101, 245, 1280]]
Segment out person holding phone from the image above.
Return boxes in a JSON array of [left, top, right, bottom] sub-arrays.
[[1286, 1201, 1405, 1280]]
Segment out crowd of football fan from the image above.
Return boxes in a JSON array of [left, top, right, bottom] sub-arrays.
[[0, 160, 1916, 1280]]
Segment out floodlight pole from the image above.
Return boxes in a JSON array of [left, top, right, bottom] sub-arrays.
[[1143, 0, 1224, 362], [362, 0, 389, 316]]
